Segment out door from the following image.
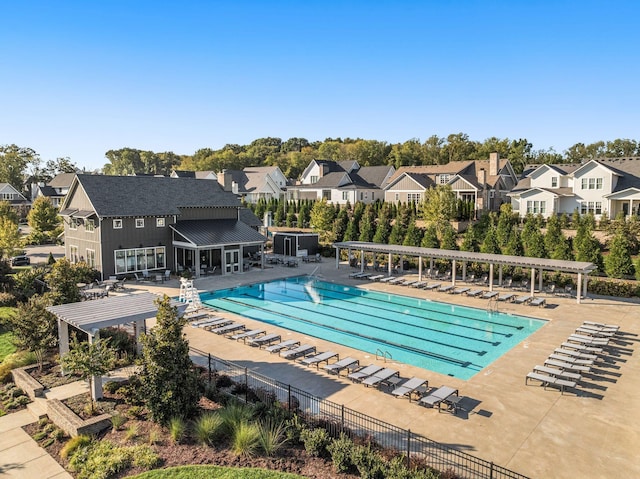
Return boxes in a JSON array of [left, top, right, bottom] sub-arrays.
[[225, 249, 240, 273]]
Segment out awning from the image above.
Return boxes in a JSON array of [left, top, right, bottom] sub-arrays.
[[170, 219, 267, 247]]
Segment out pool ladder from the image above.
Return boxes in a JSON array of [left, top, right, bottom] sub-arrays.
[[487, 297, 499, 313], [376, 349, 392, 362]]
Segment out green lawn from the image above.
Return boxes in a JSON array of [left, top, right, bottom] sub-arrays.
[[0, 307, 17, 362], [127, 466, 306, 479]]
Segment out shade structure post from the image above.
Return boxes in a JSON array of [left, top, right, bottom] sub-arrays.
[[462, 262, 467, 281], [498, 265, 503, 286], [418, 257, 423, 281], [388, 253, 392, 275], [360, 250, 365, 273], [489, 263, 494, 291], [452, 260, 456, 285], [538, 268, 544, 292], [88, 329, 103, 401], [530, 268, 535, 297], [576, 273, 582, 304], [335, 247, 340, 268], [58, 319, 70, 375]]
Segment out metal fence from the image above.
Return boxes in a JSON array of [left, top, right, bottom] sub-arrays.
[[191, 347, 528, 479]]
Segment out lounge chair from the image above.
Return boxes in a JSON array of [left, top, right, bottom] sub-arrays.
[[368, 274, 385, 281], [525, 372, 576, 394], [388, 277, 406, 285], [281, 344, 316, 360], [438, 284, 455, 293], [481, 291, 498, 299], [513, 295, 532, 304], [347, 364, 384, 382], [349, 271, 366, 279], [466, 289, 484, 297], [568, 334, 609, 346], [529, 297, 546, 308], [575, 327, 615, 338], [210, 323, 245, 335], [548, 353, 593, 366], [451, 287, 470, 295], [323, 357, 359, 375], [411, 281, 428, 289], [582, 320, 619, 331], [185, 311, 208, 322], [400, 279, 417, 287], [553, 347, 598, 361], [378, 276, 395, 283], [419, 386, 461, 412], [560, 342, 603, 354], [197, 318, 231, 329], [265, 339, 300, 354], [424, 283, 441, 291], [391, 377, 428, 401], [533, 365, 582, 382], [362, 368, 400, 388], [300, 351, 339, 368], [579, 323, 619, 334], [544, 358, 590, 373], [497, 293, 516, 302], [189, 315, 222, 327], [230, 329, 265, 342], [247, 333, 281, 348]]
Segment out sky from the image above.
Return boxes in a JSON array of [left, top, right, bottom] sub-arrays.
[[2, 1, 639, 171]]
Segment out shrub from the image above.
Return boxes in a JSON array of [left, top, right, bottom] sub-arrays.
[[193, 411, 225, 446], [168, 416, 187, 444], [215, 375, 233, 388], [125, 424, 138, 442], [219, 401, 254, 435], [284, 414, 306, 444], [50, 428, 66, 441], [69, 440, 144, 479], [111, 413, 127, 431], [41, 438, 55, 448], [352, 444, 386, 479], [300, 427, 331, 458], [0, 351, 36, 383], [103, 380, 122, 394], [0, 292, 16, 307], [327, 433, 355, 473], [60, 434, 91, 460], [257, 418, 287, 456], [15, 395, 30, 406], [231, 421, 260, 457], [33, 431, 48, 441], [126, 405, 145, 419], [131, 445, 161, 469], [148, 426, 162, 445]]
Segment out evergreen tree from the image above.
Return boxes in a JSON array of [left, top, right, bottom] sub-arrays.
[[440, 223, 458, 250], [27, 196, 61, 243], [388, 220, 404, 245], [524, 229, 546, 258], [285, 210, 296, 227], [421, 224, 439, 248], [372, 204, 392, 244], [274, 202, 285, 226], [480, 227, 500, 254], [544, 215, 564, 255], [333, 208, 349, 242], [309, 199, 336, 243], [358, 205, 376, 242], [604, 232, 634, 278], [343, 215, 359, 241], [550, 236, 573, 261], [495, 205, 514, 250], [402, 221, 423, 247], [138, 296, 202, 424], [503, 229, 524, 256], [460, 224, 479, 252]]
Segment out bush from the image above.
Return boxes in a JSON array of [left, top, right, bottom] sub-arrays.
[[231, 421, 260, 457], [215, 375, 233, 388], [193, 411, 225, 446], [284, 414, 306, 445], [131, 445, 161, 469], [327, 433, 355, 473], [352, 444, 386, 479], [168, 416, 187, 444], [125, 424, 138, 442], [219, 401, 254, 435], [588, 279, 640, 298], [103, 380, 122, 394], [300, 427, 331, 458], [257, 419, 287, 456], [0, 292, 16, 307], [148, 426, 162, 445], [0, 351, 36, 383], [60, 434, 91, 460], [111, 413, 127, 431], [126, 405, 145, 419]]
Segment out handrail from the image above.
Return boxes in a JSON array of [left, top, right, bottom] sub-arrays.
[[376, 349, 392, 362]]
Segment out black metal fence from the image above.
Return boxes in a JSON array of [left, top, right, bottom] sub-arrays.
[[190, 347, 528, 479]]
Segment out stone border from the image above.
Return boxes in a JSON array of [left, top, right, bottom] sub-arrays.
[[11, 365, 44, 399], [47, 398, 112, 437]]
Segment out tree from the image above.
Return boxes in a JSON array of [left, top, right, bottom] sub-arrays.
[[333, 208, 349, 243], [460, 224, 479, 252], [544, 215, 565, 257], [309, 199, 336, 243], [604, 233, 634, 278], [0, 216, 23, 259], [60, 336, 116, 407], [495, 204, 515, 249], [420, 185, 457, 225], [44, 258, 96, 305], [358, 205, 376, 242], [440, 223, 458, 250], [372, 204, 392, 244], [503, 229, 524, 257], [0, 200, 19, 224], [402, 221, 422, 247], [0, 144, 38, 191], [480, 227, 500, 255], [27, 196, 61, 244], [421, 224, 439, 248], [4, 295, 58, 371], [137, 296, 201, 424]]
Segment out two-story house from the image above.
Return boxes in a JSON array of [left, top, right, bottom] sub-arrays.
[[216, 166, 288, 203], [31, 172, 76, 208], [508, 157, 640, 219], [287, 160, 395, 205], [384, 153, 518, 216], [60, 175, 266, 279], [0, 182, 30, 218]]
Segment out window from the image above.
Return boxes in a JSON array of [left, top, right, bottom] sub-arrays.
[[156, 218, 165, 227], [581, 201, 603, 215], [596, 178, 603, 189], [395, 193, 399, 201], [85, 219, 95, 232], [135, 218, 144, 228], [342, 191, 349, 201], [595, 202, 602, 214], [69, 218, 78, 230], [588, 178, 596, 189], [407, 193, 421, 203], [551, 177, 558, 188], [581, 178, 588, 190], [581, 177, 603, 190], [439, 174, 450, 184], [69, 245, 79, 264], [114, 246, 166, 275], [526, 200, 546, 214], [540, 201, 546, 214], [86, 249, 96, 268], [310, 175, 319, 183], [113, 219, 123, 229]]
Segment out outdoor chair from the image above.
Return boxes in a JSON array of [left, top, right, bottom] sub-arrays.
[[466, 289, 484, 297], [230, 329, 266, 342], [547, 354, 593, 366], [525, 371, 576, 394], [419, 386, 461, 412], [361, 368, 400, 388], [391, 377, 428, 401], [553, 347, 598, 361], [247, 333, 281, 348], [481, 291, 498, 299], [513, 295, 532, 304], [209, 323, 245, 335], [533, 365, 582, 382], [347, 364, 384, 382], [582, 320, 619, 331], [265, 339, 300, 354], [411, 281, 428, 288], [575, 327, 615, 338], [281, 344, 316, 360], [497, 293, 516, 302], [323, 357, 359, 375], [424, 283, 441, 291], [438, 284, 455, 293], [300, 351, 339, 368], [560, 342, 603, 354], [529, 297, 546, 307], [451, 287, 470, 295], [543, 358, 591, 373]]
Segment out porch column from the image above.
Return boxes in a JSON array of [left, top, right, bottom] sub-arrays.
[[530, 268, 535, 297], [583, 274, 588, 299], [335, 247, 340, 269], [576, 273, 582, 304], [261, 244, 265, 269], [430, 258, 434, 277], [489, 264, 494, 291], [195, 247, 201, 278], [360, 250, 365, 273], [451, 260, 456, 286], [89, 329, 103, 401], [58, 319, 70, 375], [418, 257, 423, 281], [498, 265, 503, 286]]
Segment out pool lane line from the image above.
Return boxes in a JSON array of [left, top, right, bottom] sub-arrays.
[[215, 297, 476, 368]]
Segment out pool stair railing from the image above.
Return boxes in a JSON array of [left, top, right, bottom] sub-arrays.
[[376, 348, 392, 362], [486, 297, 499, 313]]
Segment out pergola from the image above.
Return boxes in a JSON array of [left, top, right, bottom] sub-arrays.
[[333, 241, 597, 304], [47, 292, 188, 399]]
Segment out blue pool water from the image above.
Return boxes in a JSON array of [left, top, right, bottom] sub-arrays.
[[199, 276, 545, 380]]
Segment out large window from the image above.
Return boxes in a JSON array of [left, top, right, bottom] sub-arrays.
[[526, 200, 546, 214], [85, 219, 95, 233], [580, 201, 602, 215], [342, 191, 349, 201], [581, 177, 603, 190], [114, 246, 166, 275], [69, 245, 79, 263], [86, 249, 96, 268], [310, 175, 318, 183], [439, 174, 450, 184], [407, 193, 421, 203]]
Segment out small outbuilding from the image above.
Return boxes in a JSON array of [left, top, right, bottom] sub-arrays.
[[273, 231, 319, 257]]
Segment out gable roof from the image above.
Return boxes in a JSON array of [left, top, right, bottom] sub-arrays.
[[62, 175, 240, 218], [48, 173, 76, 188]]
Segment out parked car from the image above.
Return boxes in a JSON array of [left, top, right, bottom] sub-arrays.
[[11, 254, 30, 266]]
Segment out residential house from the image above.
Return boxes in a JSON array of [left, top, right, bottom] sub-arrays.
[[170, 170, 218, 180], [508, 157, 640, 219], [60, 175, 266, 279], [31, 172, 76, 208], [0, 182, 30, 218], [287, 159, 395, 204], [217, 166, 288, 203], [384, 153, 518, 215]]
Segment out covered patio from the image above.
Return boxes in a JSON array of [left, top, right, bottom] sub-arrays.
[[47, 292, 188, 399], [333, 241, 597, 304]]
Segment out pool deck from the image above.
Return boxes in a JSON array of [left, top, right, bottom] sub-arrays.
[[141, 261, 639, 479]]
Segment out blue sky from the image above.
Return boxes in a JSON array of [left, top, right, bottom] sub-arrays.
[[2, 1, 638, 170]]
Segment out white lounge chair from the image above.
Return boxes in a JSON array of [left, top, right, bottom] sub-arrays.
[[575, 327, 615, 338], [466, 289, 484, 297], [582, 320, 619, 331], [529, 297, 546, 308], [548, 353, 593, 366], [560, 342, 603, 354], [424, 283, 441, 291], [411, 281, 428, 289], [210, 323, 245, 335], [246, 333, 281, 348], [230, 329, 265, 342], [513, 295, 532, 304], [362, 368, 400, 388], [533, 365, 582, 382], [568, 334, 609, 346], [481, 291, 498, 299], [438, 285, 455, 293], [281, 344, 316, 360], [323, 357, 359, 375], [497, 293, 516, 302], [553, 347, 598, 361], [300, 351, 339, 368], [391, 377, 428, 401], [347, 364, 384, 382], [526, 372, 576, 394], [265, 339, 299, 353], [419, 386, 461, 412], [368, 274, 385, 281], [451, 287, 470, 295], [544, 358, 591, 373], [378, 276, 395, 283]]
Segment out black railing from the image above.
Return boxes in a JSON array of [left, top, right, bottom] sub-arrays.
[[190, 347, 528, 479]]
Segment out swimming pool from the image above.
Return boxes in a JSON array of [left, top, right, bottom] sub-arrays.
[[199, 276, 545, 380]]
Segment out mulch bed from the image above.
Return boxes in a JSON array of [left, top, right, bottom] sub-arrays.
[[27, 363, 81, 389]]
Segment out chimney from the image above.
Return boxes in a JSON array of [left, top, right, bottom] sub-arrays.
[[477, 168, 486, 186], [217, 170, 233, 192], [489, 152, 499, 177]]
